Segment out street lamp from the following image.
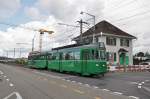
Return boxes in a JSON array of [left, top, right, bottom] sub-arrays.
[[80, 11, 96, 43]]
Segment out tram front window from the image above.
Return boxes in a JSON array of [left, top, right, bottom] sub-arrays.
[[92, 50, 106, 60]]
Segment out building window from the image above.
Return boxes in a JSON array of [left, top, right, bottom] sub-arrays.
[[120, 38, 129, 47], [106, 37, 116, 46], [106, 52, 116, 62]]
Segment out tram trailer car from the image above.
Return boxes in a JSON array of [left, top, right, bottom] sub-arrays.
[[28, 51, 47, 69], [28, 42, 108, 76]]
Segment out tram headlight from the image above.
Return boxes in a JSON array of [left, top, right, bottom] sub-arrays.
[[96, 64, 99, 67]]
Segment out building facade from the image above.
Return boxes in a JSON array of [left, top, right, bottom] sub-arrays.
[[73, 20, 136, 66]]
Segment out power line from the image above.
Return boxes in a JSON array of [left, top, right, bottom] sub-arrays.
[[112, 8, 150, 23], [106, 0, 137, 14]]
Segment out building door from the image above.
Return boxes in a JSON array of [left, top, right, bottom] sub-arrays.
[[119, 53, 126, 65]]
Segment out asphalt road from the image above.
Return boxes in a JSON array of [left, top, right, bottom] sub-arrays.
[[40, 69, 150, 99], [0, 63, 137, 99]]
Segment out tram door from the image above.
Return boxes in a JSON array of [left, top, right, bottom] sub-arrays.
[[82, 49, 91, 74]]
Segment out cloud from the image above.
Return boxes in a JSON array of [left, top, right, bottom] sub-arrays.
[[0, 16, 77, 57], [25, 0, 105, 23], [25, 7, 48, 20], [0, 0, 21, 20]]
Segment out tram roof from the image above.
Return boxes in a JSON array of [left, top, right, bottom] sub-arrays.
[[52, 42, 105, 50]]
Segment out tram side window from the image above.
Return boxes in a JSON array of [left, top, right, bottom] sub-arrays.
[[47, 54, 52, 60], [74, 51, 80, 60], [39, 55, 45, 60], [52, 53, 59, 60], [63, 52, 74, 60]]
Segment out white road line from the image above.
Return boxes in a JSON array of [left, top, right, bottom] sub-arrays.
[[143, 86, 150, 92], [138, 83, 142, 86], [138, 86, 141, 88], [3, 92, 22, 99], [78, 82, 82, 85], [9, 83, 14, 87], [93, 86, 99, 89], [129, 96, 139, 99], [34, 71, 62, 79], [84, 84, 90, 87], [112, 92, 123, 95], [61, 76, 77, 79], [129, 82, 138, 85], [0, 71, 3, 75], [71, 81, 76, 83], [6, 79, 9, 81], [4, 76, 7, 78], [66, 80, 70, 82], [141, 82, 145, 84], [102, 89, 110, 91], [145, 80, 149, 82]]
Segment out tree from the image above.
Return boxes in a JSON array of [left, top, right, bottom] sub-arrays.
[[137, 52, 144, 57]]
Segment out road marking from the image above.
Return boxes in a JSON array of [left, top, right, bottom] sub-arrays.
[[9, 83, 14, 87], [60, 84, 67, 88], [34, 71, 62, 79], [112, 92, 123, 95], [61, 76, 77, 79], [78, 82, 82, 85], [138, 86, 141, 88], [94, 96, 101, 99], [102, 89, 110, 91], [138, 83, 142, 86], [4, 76, 7, 78], [129, 82, 138, 85], [73, 89, 84, 94], [66, 80, 70, 82], [0, 71, 3, 75], [143, 86, 150, 92], [85, 84, 90, 87], [93, 86, 99, 89], [129, 96, 139, 99], [141, 82, 145, 84], [145, 80, 149, 82], [3, 92, 22, 99], [6, 79, 9, 81], [71, 81, 76, 83]]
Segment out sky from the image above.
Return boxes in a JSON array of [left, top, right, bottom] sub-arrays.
[[0, 0, 150, 58]]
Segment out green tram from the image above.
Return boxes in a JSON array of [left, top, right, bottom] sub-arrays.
[[28, 42, 108, 76]]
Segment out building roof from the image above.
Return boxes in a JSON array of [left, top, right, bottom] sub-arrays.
[[74, 20, 136, 40]]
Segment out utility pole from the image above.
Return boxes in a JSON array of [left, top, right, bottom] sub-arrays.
[[13, 48, 15, 58], [6, 51, 8, 58], [19, 48, 22, 58], [80, 11, 96, 43], [77, 19, 88, 44], [32, 38, 34, 52]]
